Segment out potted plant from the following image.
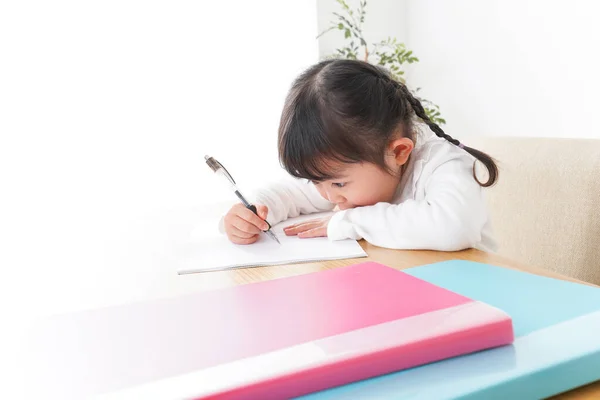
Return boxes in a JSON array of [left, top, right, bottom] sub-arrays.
[[318, 0, 446, 125]]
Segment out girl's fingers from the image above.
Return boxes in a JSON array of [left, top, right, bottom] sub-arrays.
[[229, 225, 257, 239], [224, 204, 269, 244], [298, 226, 327, 238], [285, 219, 318, 229], [284, 223, 313, 236], [231, 215, 262, 235], [228, 234, 259, 245], [255, 204, 269, 220], [237, 206, 269, 231], [284, 219, 321, 235]]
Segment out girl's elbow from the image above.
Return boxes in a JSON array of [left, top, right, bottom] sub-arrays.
[[425, 204, 486, 251], [439, 224, 482, 251]]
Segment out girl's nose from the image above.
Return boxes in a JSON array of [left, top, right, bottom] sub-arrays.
[[325, 188, 345, 204]]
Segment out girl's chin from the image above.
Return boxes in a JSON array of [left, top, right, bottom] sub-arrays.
[[337, 200, 382, 210]]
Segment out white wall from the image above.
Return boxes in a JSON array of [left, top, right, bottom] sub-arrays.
[[317, 0, 408, 60], [407, 0, 600, 139], [317, 0, 600, 139]]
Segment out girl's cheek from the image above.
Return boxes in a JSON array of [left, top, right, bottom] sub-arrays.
[[346, 190, 370, 207], [349, 189, 386, 207]]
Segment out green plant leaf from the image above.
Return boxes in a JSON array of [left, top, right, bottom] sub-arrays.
[[318, 0, 445, 125]]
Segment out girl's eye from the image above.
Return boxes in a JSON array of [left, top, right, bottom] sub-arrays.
[[332, 182, 346, 188]]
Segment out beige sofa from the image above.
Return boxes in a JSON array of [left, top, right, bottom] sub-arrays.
[[465, 136, 600, 285]]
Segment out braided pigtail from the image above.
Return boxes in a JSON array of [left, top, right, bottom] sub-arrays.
[[395, 82, 498, 187]]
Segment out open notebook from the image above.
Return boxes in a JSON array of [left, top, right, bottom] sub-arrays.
[[178, 212, 367, 274]]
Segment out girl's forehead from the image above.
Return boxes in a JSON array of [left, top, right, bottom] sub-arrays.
[[314, 158, 353, 176], [312, 159, 372, 181]]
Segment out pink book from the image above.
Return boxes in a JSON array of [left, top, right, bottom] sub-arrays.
[[29, 262, 514, 399]]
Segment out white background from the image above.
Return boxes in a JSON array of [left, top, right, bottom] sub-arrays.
[[0, 1, 318, 397]]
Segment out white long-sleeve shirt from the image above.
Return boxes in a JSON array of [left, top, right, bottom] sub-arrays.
[[228, 130, 497, 253]]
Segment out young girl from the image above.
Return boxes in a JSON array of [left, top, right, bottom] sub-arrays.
[[221, 59, 498, 252]]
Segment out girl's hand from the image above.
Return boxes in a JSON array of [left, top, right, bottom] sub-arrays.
[[223, 203, 269, 245], [284, 216, 331, 238]]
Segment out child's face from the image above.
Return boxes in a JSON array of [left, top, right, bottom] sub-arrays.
[[311, 137, 413, 210], [312, 161, 402, 210]]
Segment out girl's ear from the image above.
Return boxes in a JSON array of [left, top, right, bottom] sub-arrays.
[[387, 137, 414, 166]]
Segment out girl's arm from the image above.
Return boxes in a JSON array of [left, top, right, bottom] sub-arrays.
[[327, 158, 489, 251], [249, 176, 336, 226]]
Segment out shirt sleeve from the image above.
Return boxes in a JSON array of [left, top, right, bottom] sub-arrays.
[[218, 175, 336, 233], [251, 176, 336, 226], [326, 158, 489, 251]]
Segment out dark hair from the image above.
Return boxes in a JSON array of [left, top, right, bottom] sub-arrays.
[[277, 59, 498, 187]]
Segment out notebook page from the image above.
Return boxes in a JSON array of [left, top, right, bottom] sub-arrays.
[[178, 212, 367, 274]]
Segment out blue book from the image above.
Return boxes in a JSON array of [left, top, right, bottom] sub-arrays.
[[298, 260, 600, 399]]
